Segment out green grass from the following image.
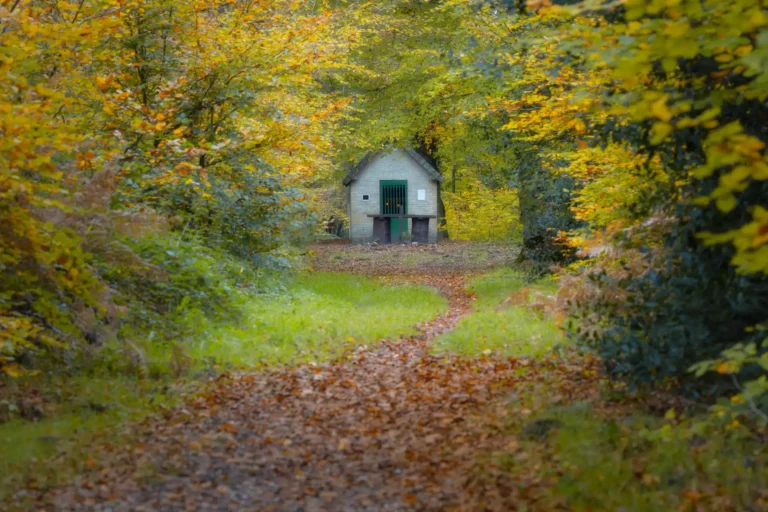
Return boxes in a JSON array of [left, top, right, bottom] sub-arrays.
[[0, 271, 446, 499], [192, 271, 448, 366], [498, 403, 768, 511], [0, 374, 191, 498], [433, 267, 564, 358]]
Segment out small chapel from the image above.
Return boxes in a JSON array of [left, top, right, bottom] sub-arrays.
[[343, 148, 443, 244]]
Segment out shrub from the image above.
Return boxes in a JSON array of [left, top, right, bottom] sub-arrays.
[[99, 234, 264, 336], [565, 198, 768, 391]]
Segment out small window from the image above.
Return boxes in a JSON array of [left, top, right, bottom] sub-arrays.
[[362, 194, 370, 201]]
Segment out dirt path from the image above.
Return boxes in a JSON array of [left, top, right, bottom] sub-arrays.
[[30, 273, 592, 511]]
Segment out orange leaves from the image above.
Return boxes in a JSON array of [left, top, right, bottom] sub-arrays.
[[95, 75, 117, 92], [76, 151, 97, 170], [219, 422, 238, 433], [403, 493, 418, 504], [716, 361, 737, 375]]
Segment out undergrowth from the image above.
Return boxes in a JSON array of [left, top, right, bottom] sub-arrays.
[[0, 375, 195, 496], [498, 401, 768, 510], [433, 267, 564, 358]]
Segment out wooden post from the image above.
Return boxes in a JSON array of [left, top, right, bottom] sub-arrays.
[[399, 205, 405, 243]]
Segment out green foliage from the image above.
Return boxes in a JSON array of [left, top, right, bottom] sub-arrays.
[[8, 231, 294, 378], [504, 403, 768, 511], [567, 243, 768, 390], [346, 0, 767, 394], [0, 0, 347, 374], [161, 162, 313, 262], [434, 268, 563, 358], [516, 159, 582, 264], [691, 336, 768, 425], [331, 1, 583, 264], [489, 0, 768, 391], [194, 272, 448, 366], [101, 234, 257, 331]]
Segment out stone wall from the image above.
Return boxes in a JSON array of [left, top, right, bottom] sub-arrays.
[[348, 149, 439, 243]]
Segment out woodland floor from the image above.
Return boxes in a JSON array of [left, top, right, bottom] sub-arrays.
[[309, 239, 521, 275], [11, 242, 729, 511], [22, 270, 599, 512]]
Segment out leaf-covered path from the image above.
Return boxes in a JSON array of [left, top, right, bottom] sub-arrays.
[[33, 272, 596, 511]]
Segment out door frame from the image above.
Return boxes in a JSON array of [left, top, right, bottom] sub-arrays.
[[380, 180, 408, 242]]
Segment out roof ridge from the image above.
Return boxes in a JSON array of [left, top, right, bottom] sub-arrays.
[[342, 148, 443, 186]]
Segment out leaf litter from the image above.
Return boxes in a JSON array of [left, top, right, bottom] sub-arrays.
[[14, 269, 603, 511]]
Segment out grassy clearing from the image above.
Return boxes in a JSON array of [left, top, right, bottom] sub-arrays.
[[193, 271, 447, 366], [0, 271, 446, 498], [497, 402, 768, 510], [433, 268, 563, 358]]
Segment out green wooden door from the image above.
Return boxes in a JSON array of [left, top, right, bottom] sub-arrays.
[[380, 180, 407, 242]]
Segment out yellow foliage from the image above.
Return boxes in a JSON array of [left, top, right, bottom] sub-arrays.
[[443, 187, 522, 242], [462, 0, 768, 273], [0, 0, 351, 372]]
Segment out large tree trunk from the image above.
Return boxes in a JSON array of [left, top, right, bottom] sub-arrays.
[[515, 162, 581, 266]]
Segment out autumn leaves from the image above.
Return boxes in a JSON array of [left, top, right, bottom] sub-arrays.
[[0, 0, 348, 373]]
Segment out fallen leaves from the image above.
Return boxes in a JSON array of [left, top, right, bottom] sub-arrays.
[[13, 271, 603, 511], [310, 240, 520, 276], [219, 423, 238, 433]]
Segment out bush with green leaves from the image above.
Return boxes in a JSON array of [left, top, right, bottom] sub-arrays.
[[181, 162, 312, 263], [567, 191, 768, 392], [99, 234, 261, 337], [557, 1, 768, 393]]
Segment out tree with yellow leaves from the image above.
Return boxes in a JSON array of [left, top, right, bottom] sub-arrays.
[[0, 0, 349, 373]]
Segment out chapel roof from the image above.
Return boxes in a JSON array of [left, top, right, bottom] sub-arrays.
[[342, 148, 443, 186]]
